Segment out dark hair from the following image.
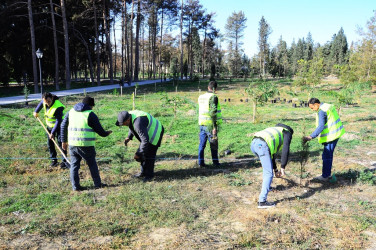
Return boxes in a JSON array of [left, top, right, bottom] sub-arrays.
[[308, 98, 320, 105], [82, 96, 95, 107], [208, 81, 217, 91], [42, 92, 53, 99]]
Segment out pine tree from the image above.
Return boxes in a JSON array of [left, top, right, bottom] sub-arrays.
[[258, 16, 272, 77]]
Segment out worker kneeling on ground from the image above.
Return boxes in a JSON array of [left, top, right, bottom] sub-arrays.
[[33, 92, 69, 169], [116, 110, 164, 182], [61, 96, 112, 191], [251, 123, 294, 209], [303, 98, 345, 181]]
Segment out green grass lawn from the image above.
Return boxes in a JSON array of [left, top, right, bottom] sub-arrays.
[[0, 79, 375, 248]]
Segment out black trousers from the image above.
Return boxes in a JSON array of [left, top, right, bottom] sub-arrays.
[[47, 127, 67, 162], [137, 144, 159, 178]]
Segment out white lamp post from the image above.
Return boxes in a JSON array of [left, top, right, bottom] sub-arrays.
[[36, 48, 43, 97]]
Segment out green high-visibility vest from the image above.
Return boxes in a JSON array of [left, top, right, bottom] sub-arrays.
[[198, 92, 222, 126], [316, 103, 345, 144], [68, 109, 95, 146], [130, 110, 162, 146], [253, 127, 285, 156], [43, 100, 65, 128]]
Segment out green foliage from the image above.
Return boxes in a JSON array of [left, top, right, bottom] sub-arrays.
[[160, 93, 187, 118], [329, 82, 371, 107], [225, 173, 252, 186], [337, 168, 376, 185], [112, 88, 118, 96], [358, 170, 376, 185], [245, 81, 278, 105]]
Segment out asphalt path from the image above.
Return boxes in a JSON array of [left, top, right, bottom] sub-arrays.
[[0, 78, 171, 106]]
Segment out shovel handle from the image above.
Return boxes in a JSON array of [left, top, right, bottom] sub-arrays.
[[36, 116, 71, 165]]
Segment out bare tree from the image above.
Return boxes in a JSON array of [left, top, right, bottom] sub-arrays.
[[103, 0, 113, 84], [27, 0, 38, 93], [134, 0, 141, 81], [49, 0, 60, 90], [60, 0, 71, 89]]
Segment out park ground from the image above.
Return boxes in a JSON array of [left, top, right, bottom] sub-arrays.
[[0, 78, 375, 249]]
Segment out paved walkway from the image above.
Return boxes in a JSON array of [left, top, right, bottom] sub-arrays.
[[0, 78, 170, 106]]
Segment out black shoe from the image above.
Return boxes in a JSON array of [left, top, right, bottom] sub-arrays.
[[213, 162, 221, 167], [73, 185, 84, 192], [143, 176, 153, 182], [50, 160, 58, 167], [258, 201, 276, 209], [133, 172, 145, 178], [199, 163, 207, 168], [95, 183, 108, 189], [60, 162, 70, 169]]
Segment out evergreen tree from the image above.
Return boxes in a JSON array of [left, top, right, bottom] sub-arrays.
[[225, 11, 247, 77], [257, 16, 271, 77]]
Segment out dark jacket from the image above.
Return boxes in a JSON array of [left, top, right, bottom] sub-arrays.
[[127, 116, 164, 155], [61, 102, 109, 143], [34, 96, 64, 134], [274, 123, 294, 170]]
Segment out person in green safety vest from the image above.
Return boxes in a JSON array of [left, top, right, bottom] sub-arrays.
[[116, 110, 164, 182], [198, 81, 222, 167], [251, 123, 294, 209], [33, 92, 69, 169], [61, 96, 112, 191], [303, 98, 345, 181]]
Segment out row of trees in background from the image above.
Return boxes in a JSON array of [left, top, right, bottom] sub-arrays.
[[0, 1, 375, 94]]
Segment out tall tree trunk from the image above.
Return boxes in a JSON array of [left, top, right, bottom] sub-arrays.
[[61, 0, 71, 89], [50, 0, 60, 90], [159, 6, 164, 80], [189, 20, 193, 79], [152, 5, 157, 80], [202, 30, 207, 79], [124, 0, 130, 83], [121, 0, 125, 83], [27, 0, 38, 94], [130, 0, 135, 81], [103, 0, 113, 84], [93, 1, 101, 85], [142, 22, 145, 80], [134, 0, 141, 81], [113, 18, 117, 79], [180, 0, 183, 79]]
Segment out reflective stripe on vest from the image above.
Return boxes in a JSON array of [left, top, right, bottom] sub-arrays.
[[253, 127, 284, 156], [68, 109, 95, 146], [316, 103, 345, 143], [130, 110, 162, 146], [198, 92, 222, 126], [43, 100, 65, 128]]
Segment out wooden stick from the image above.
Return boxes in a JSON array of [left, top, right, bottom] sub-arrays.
[[36, 116, 71, 165]]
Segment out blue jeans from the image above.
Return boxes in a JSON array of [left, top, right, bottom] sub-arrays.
[[198, 126, 219, 165], [69, 146, 102, 190], [322, 139, 339, 178], [251, 138, 273, 202]]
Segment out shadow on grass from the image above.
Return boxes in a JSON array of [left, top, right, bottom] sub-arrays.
[[357, 116, 376, 122], [273, 169, 375, 204], [154, 158, 259, 181]]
